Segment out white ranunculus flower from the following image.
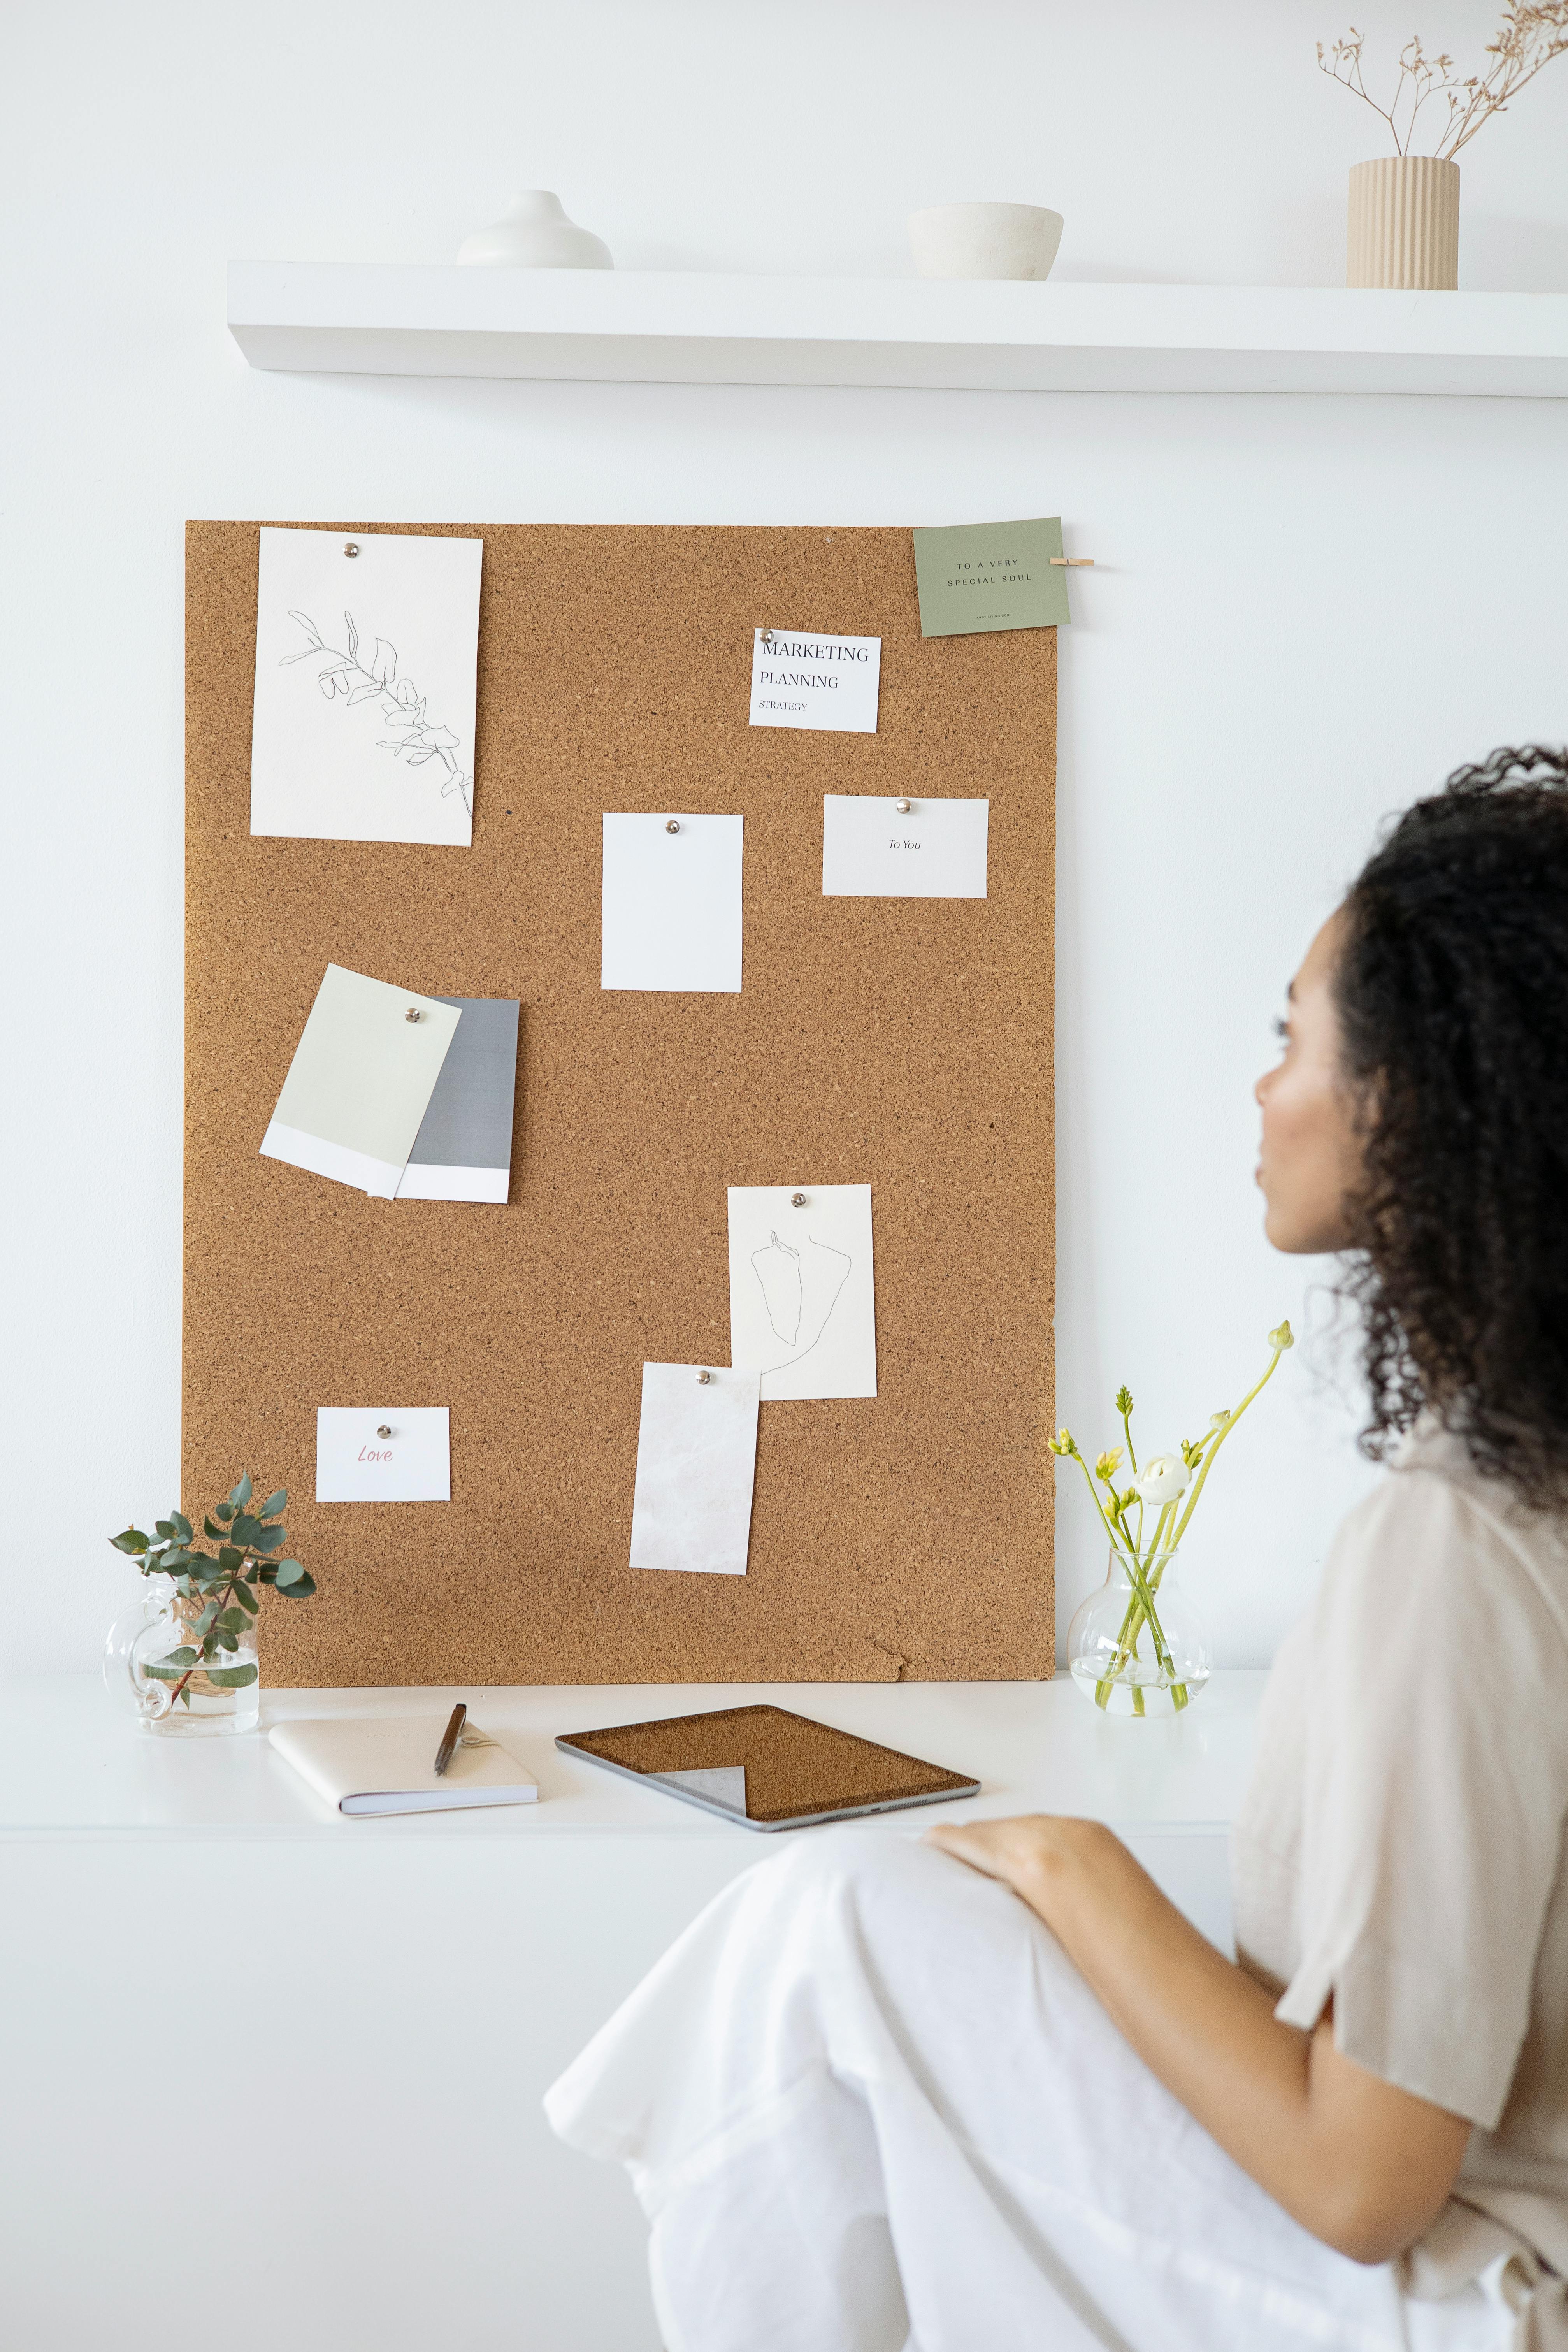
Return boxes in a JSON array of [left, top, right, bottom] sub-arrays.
[[1134, 1453, 1190, 1505]]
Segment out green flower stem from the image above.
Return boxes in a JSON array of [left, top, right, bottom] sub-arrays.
[[1166, 1340, 1289, 1555]]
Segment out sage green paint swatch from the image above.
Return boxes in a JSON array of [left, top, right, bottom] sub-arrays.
[[911, 517, 1070, 637]]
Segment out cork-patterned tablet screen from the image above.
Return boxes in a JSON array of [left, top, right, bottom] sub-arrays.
[[184, 523, 1054, 1686], [560, 1706, 978, 1822]]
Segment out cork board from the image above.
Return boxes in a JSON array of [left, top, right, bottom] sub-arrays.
[[184, 523, 1055, 1686]]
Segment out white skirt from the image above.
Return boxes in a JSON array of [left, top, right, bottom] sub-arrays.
[[545, 1831, 1508, 2352]]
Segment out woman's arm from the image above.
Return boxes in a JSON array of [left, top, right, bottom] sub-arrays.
[[925, 1815, 1470, 2265]]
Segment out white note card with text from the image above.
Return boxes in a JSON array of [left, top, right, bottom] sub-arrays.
[[822, 795, 989, 899], [316, 1408, 451, 1502], [750, 629, 881, 734]]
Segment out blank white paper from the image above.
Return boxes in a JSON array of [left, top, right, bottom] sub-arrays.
[[316, 1408, 451, 1502], [823, 794, 989, 899], [750, 629, 881, 734], [251, 527, 482, 848], [260, 965, 461, 1199], [629, 1364, 760, 1576], [728, 1184, 877, 1402], [601, 814, 744, 992]]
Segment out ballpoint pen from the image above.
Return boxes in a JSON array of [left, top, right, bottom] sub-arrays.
[[434, 1703, 467, 1777]]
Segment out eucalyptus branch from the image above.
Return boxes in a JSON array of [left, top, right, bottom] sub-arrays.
[[110, 1472, 317, 1711]]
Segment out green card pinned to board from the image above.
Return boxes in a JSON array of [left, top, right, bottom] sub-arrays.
[[912, 516, 1071, 637]]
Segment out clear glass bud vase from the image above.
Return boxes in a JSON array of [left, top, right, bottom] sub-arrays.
[[1067, 1548, 1210, 1717], [102, 1575, 260, 1736]]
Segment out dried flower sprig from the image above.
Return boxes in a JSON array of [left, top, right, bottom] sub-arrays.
[[1318, 7, 1568, 159]]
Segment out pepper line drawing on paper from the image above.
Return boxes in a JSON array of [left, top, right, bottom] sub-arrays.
[[280, 610, 473, 814], [750, 1230, 852, 1374]]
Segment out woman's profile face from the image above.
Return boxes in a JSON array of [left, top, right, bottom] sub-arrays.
[[1254, 912, 1365, 1255]]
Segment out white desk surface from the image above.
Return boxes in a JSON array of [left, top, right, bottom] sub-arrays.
[[0, 1670, 1264, 1841]]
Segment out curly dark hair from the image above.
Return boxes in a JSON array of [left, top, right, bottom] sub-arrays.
[[1333, 745, 1568, 1507]]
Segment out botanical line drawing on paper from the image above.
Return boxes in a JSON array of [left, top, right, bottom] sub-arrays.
[[281, 610, 473, 814], [750, 1230, 852, 1375]]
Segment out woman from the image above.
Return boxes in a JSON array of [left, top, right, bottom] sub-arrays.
[[548, 747, 1568, 2351]]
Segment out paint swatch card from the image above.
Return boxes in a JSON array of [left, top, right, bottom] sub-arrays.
[[261, 965, 460, 1199], [395, 997, 520, 1203], [749, 629, 881, 733], [823, 794, 989, 899], [728, 1184, 877, 1401], [628, 1364, 760, 1577], [911, 518, 1069, 636], [316, 1408, 451, 1502], [251, 526, 483, 847], [601, 814, 744, 992]]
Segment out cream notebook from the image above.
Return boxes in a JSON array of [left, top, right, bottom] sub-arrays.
[[268, 1716, 539, 1816]]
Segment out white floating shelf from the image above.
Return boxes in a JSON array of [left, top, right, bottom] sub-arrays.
[[228, 263, 1568, 399]]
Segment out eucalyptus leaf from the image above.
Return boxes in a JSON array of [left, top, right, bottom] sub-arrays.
[[155, 1519, 177, 1540], [204, 1516, 227, 1540], [194, 1601, 220, 1637], [215, 1503, 235, 1525], [218, 1546, 242, 1572], [273, 1559, 306, 1588], [260, 1490, 288, 1520], [170, 1511, 193, 1543], [140, 1659, 191, 1682], [277, 1569, 316, 1599], [230, 1514, 263, 1548], [110, 1527, 150, 1555], [165, 1646, 200, 1667], [216, 1608, 249, 1635], [204, 1663, 258, 1690], [229, 1472, 252, 1511], [246, 1524, 286, 1555], [232, 1581, 259, 1616]]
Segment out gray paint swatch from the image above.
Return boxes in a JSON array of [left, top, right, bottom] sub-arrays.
[[406, 997, 519, 1170]]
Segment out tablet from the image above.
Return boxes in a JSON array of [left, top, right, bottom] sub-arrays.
[[556, 1704, 980, 1832]]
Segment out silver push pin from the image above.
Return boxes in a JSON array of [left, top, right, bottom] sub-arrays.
[[894, 799, 912, 815], [695, 1369, 711, 1384], [790, 1191, 807, 1207], [344, 542, 360, 557], [405, 1008, 422, 1022], [665, 819, 681, 834], [376, 1425, 392, 1438]]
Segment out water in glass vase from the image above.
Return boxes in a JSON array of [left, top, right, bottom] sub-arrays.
[[1066, 1548, 1210, 1716], [103, 1577, 260, 1735]]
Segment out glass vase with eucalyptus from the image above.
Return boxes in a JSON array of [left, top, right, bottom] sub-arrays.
[[1058, 1323, 1294, 1716], [104, 1472, 317, 1737]]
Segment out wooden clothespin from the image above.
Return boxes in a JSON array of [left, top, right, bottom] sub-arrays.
[[1050, 556, 1094, 567]]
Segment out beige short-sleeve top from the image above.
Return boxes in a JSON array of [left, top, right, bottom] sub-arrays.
[[1233, 1424, 1568, 2277]]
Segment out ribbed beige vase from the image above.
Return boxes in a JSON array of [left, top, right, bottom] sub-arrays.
[[1347, 156, 1460, 289]]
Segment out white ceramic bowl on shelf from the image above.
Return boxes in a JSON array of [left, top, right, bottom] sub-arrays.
[[908, 201, 1063, 282]]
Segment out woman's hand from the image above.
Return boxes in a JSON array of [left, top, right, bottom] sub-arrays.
[[925, 1814, 1109, 1920], [925, 1812, 1469, 2268]]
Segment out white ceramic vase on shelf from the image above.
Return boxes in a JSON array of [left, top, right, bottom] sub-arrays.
[[457, 189, 613, 270], [908, 201, 1063, 281], [1347, 156, 1459, 289]]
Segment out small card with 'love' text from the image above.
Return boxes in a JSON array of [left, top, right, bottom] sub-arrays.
[[316, 1408, 451, 1502]]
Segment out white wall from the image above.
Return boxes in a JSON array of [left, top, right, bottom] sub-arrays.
[[4, 0, 1564, 1678]]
